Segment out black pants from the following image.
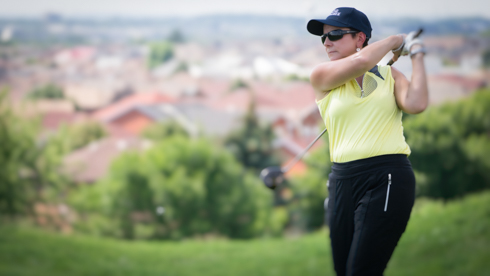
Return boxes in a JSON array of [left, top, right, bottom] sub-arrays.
[[325, 154, 415, 276]]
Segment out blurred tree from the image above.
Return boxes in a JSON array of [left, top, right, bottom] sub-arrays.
[[168, 29, 185, 44], [147, 41, 174, 69], [66, 121, 106, 150], [223, 97, 280, 172], [0, 90, 39, 218], [229, 79, 249, 92], [27, 84, 64, 100], [404, 89, 490, 200], [482, 48, 490, 68], [174, 61, 188, 74], [142, 120, 189, 141], [0, 90, 69, 219], [40, 121, 106, 174], [111, 159, 154, 239], [70, 136, 273, 240], [288, 136, 331, 232], [284, 74, 310, 82]]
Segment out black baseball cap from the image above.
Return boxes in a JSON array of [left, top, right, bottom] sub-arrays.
[[307, 7, 372, 38]]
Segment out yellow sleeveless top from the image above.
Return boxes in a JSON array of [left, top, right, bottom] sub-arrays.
[[316, 65, 410, 163]]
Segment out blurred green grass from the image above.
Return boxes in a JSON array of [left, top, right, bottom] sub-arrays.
[[0, 224, 331, 276], [1, 191, 489, 276], [385, 192, 490, 276]]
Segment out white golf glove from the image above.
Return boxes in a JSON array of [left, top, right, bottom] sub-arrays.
[[400, 31, 424, 56]]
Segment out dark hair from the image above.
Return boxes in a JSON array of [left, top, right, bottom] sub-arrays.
[[350, 28, 369, 48]]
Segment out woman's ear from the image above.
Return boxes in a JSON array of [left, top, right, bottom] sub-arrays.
[[357, 32, 366, 48]]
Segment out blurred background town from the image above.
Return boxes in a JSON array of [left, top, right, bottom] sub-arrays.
[[1, 0, 490, 275]]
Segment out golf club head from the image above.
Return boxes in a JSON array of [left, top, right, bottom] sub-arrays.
[[260, 166, 284, 189]]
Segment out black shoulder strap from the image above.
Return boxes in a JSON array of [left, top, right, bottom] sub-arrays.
[[369, 65, 384, 81]]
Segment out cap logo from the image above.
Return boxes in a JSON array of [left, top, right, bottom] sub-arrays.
[[330, 9, 341, 16]]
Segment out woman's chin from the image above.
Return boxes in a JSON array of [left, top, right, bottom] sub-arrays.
[[327, 51, 339, 60]]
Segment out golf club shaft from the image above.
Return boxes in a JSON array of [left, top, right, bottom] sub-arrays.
[[281, 128, 327, 173]]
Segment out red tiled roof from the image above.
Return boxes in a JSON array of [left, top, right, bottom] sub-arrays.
[[70, 47, 96, 60], [92, 92, 174, 122], [55, 46, 96, 62], [209, 81, 316, 114], [270, 82, 316, 110], [42, 112, 89, 130], [209, 90, 252, 111], [197, 78, 231, 99], [104, 123, 134, 138]]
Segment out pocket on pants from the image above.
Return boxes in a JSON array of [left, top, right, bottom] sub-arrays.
[[379, 168, 415, 217], [384, 173, 392, 212]]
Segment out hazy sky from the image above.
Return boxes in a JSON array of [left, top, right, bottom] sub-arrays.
[[0, 0, 489, 19]]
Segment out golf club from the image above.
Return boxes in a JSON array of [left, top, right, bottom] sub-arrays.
[[260, 128, 327, 189]]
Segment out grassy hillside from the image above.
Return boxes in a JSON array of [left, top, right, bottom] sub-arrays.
[[385, 192, 490, 275], [1, 192, 489, 276]]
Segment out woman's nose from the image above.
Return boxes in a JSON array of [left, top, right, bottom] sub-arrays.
[[324, 39, 333, 46]]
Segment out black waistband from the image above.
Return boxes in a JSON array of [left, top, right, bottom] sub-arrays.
[[331, 154, 411, 178]]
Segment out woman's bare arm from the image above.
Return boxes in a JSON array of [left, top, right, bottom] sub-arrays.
[[392, 48, 428, 114], [310, 35, 404, 100]]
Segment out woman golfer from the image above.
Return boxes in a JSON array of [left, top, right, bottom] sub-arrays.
[[307, 7, 428, 276]]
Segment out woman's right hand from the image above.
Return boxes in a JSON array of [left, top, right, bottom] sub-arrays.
[[391, 34, 406, 62]]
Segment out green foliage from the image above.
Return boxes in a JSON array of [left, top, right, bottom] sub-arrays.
[[38, 121, 107, 204], [147, 41, 174, 69], [0, 90, 70, 218], [70, 136, 273, 240], [481, 28, 490, 37], [229, 79, 249, 91], [67, 121, 106, 150], [27, 84, 64, 100], [142, 120, 189, 141], [0, 40, 14, 47], [482, 48, 490, 68], [0, 90, 39, 217], [167, 29, 186, 43], [404, 89, 490, 200], [224, 98, 280, 172], [2, 191, 490, 276], [267, 207, 289, 236], [288, 136, 331, 231], [284, 74, 309, 82], [442, 57, 459, 67], [174, 61, 188, 73], [48, 121, 107, 153], [385, 192, 490, 275]]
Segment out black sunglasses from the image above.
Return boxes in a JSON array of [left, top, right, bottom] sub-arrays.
[[321, 30, 359, 44]]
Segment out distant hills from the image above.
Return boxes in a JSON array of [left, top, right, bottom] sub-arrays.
[[372, 17, 490, 36], [1, 14, 489, 43]]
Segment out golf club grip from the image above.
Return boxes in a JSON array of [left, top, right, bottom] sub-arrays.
[[387, 28, 423, 66], [281, 128, 327, 173]]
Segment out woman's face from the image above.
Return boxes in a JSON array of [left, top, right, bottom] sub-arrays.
[[322, 25, 359, 61]]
